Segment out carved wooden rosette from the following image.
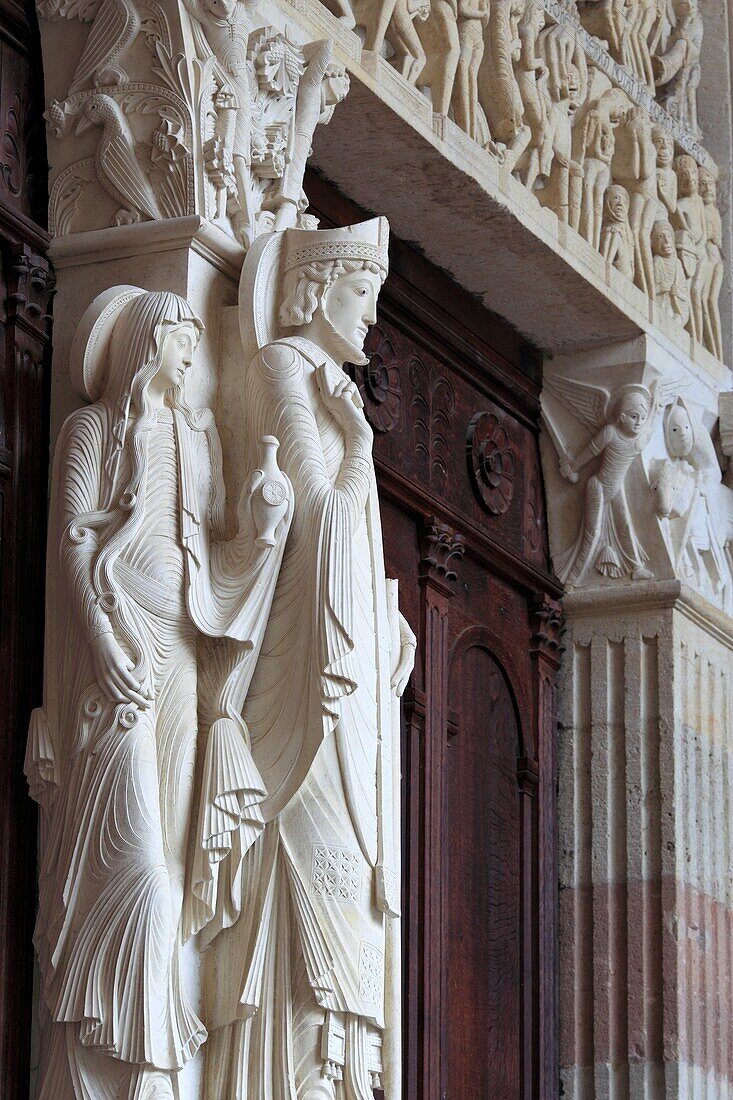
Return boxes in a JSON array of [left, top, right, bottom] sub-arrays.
[[348, 323, 402, 433], [466, 409, 517, 515]]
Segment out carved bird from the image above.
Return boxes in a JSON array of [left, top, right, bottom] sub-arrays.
[[70, 0, 141, 95], [76, 93, 162, 224]]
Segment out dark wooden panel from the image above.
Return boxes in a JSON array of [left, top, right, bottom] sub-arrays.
[[0, 3, 51, 1098], [445, 644, 523, 1097]]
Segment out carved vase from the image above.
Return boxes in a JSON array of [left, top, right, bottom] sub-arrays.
[[251, 435, 290, 547]]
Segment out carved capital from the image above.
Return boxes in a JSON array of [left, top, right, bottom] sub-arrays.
[[530, 597, 563, 661], [7, 246, 54, 338], [418, 517, 465, 588]]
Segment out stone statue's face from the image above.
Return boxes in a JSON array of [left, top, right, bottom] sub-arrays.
[[155, 323, 197, 392], [699, 171, 715, 204], [652, 130, 673, 167], [678, 162, 698, 196], [607, 187, 628, 221], [617, 395, 649, 436], [667, 406, 693, 457], [321, 269, 382, 355], [203, 0, 238, 18], [652, 223, 674, 256]]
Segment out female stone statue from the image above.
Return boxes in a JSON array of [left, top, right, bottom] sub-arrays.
[[26, 287, 292, 1099], [204, 219, 415, 1098]]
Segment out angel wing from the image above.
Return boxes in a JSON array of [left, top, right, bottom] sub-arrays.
[[68, 0, 141, 95], [544, 375, 610, 431], [37, 0, 99, 21]]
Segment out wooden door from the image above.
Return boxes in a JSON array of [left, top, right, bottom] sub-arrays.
[[0, 3, 52, 1096], [307, 170, 562, 1100]]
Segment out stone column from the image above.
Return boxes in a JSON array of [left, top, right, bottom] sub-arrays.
[[541, 334, 733, 1097]]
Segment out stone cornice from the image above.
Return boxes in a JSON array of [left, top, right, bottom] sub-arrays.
[[563, 579, 733, 650], [49, 217, 246, 282]]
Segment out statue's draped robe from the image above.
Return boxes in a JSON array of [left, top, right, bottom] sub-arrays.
[[26, 400, 286, 1090], [206, 337, 399, 1099]]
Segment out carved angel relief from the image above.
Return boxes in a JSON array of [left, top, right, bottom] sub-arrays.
[[542, 374, 677, 585]]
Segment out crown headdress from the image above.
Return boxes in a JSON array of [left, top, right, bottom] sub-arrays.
[[282, 217, 390, 274]]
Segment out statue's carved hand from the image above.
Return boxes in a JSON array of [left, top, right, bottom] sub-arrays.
[[560, 458, 579, 483], [319, 368, 372, 442], [392, 611, 417, 697], [90, 632, 151, 710]]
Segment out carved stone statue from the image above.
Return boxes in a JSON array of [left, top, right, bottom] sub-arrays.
[[612, 106, 659, 296], [354, 0, 430, 83], [600, 183, 635, 280], [478, 0, 530, 169], [545, 377, 665, 584], [533, 23, 586, 223], [674, 153, 706, 344], [513, 1, 549, 187], [651, 124, 677, 221], [203, 219, 416, 1098], [383, 0, 431, 83], [26, 287, 293, 1099], [651, 218, 690, 325], [698, 166, 723, 361], [416, 0, 461, 116], [652, 0, 703, 138], [573, 86, 628, 248], [451, 0, 491, 140]]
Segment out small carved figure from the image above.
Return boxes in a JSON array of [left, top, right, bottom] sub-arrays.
[[651, 397, 729, 594], [624, 0, 657, 88], [74, 92, 162, 225], [600, 184, 635, 280], [674, 153, 706, 344], [451, 0, 490, 140], [416, 0, 461, 116], [547, 377, 664, 584], [651, 124, 677, 221], [478, 0, 531, 168], [573, 87, 628, 248], [612, 106, 659, 296], [578, 0, 628, 63], [651, 218, 690, 325], [698, 166, 724, 360], [183, 0, 257, 230], [532, 24, 587, 222], [387, 0, 431, 82], [513, 1, 549, 187], [652, 0, 702, 138], [27, 287, 292, 1099], [206, 219, 415, 1098], [356, 0, 430, 82]]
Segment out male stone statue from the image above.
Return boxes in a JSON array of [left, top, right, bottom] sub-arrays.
[[204, 218, 415, 1099]]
